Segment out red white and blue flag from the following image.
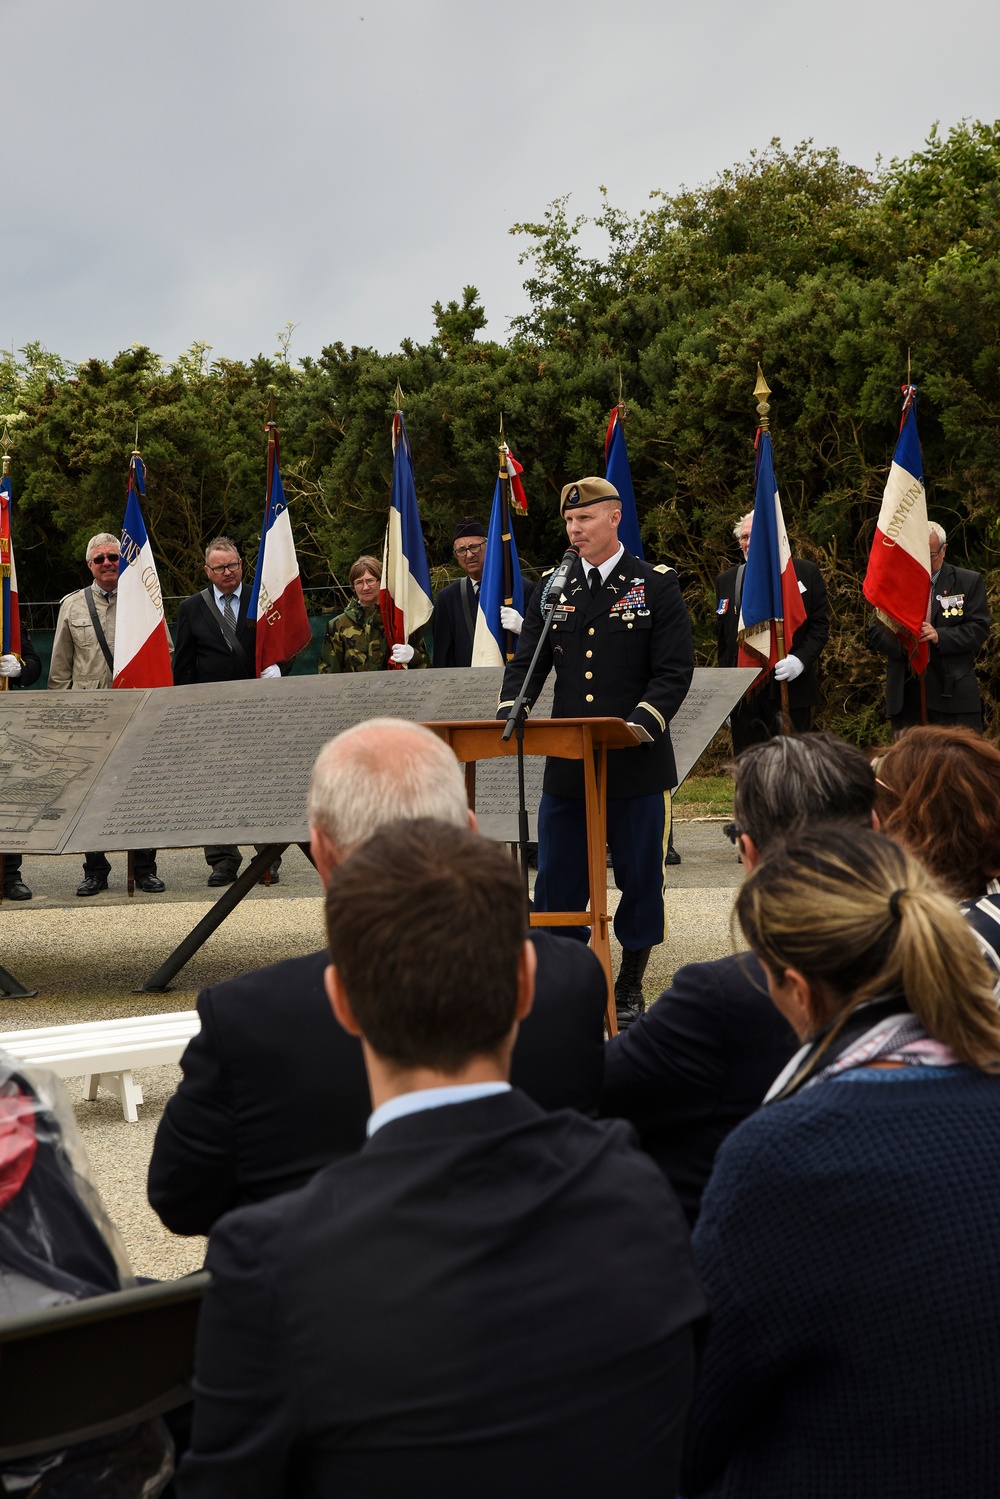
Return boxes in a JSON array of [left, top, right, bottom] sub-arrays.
[[472, 447, 527, 668], [113, 452, 172, 688], [381, 412, 433, 663], [605, 403, 643, 559], [248, 422, 312, 676], [863, 385, 932, 675], [0, 466, 21, 664], [737, 430, 807, 674]]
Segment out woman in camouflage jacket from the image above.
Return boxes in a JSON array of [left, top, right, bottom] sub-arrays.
[[319, 555, 429, 672]]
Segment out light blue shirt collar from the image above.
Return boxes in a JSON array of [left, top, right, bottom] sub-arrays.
[[367, 1081, 511, 1137], [213, 582, 241, 610]]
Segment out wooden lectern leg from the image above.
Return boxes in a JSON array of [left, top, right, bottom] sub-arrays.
[[582, 731, 616, 1037]]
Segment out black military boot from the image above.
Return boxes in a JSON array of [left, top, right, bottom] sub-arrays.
[[615, 946, 652, 1030]]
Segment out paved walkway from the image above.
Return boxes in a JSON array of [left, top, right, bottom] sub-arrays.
[[1, 819, 742, 1280]]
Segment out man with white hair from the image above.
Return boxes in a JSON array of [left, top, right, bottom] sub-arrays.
[[716, 510, 829, 754], [867, 520, 990, 732], [48, 532, 164, 895], [148, 717, 607, 1237]]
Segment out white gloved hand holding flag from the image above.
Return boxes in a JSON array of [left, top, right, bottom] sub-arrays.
[[499, 606, 523, 635], [773, 654, 804, 682]]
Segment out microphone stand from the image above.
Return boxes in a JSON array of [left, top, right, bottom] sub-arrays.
[[502, 582, 566, 901]]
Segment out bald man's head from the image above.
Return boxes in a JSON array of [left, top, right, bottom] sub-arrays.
[[307, 719, 472, 876]]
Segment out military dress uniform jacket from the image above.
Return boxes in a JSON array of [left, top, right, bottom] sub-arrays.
[[867, 560, 990, 717], [716, 557, 829, 709], [499, 551, 694, 799]]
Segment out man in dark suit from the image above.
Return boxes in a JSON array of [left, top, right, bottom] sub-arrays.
[[148, 718, 607, 1237], [499, 477, 694, 1027], [172, 535, 283, 885], [432, 518, 487, 668], [600, 732, 877, 1224], [178, 819, 704, 1499], [867, 520, 990, 732], [716, 510, 829, 752]]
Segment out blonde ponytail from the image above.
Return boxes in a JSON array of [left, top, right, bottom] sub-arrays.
[[736, 825, 1000, 1071]]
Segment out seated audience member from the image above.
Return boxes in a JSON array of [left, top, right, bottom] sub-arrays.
[[874, 723, 1000, 972], [148, 719, 606, 1237], [178, 820, 704, 1498], [601, 732, 876, 1223], [684, 825, 1000, 1499]]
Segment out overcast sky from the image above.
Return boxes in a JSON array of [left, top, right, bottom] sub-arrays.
[[4, 0, 999, 367]]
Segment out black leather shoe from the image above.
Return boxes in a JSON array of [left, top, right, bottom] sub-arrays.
[[3, 879, 32, 901], [76, 875, 108, 897], [666, 846, 681, 866], [614, 945, 653, 1030], [135, 873, 166, 893], [257, 865, 280, 886], [208, 862, 240, 887]]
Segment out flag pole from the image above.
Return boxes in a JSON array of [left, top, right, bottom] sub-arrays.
[[753, 365, 791, 734], [498, 414, 515, 662], [0, 427, 10, 693]]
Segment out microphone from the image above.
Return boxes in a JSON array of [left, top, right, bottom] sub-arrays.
[[544, 546, 580, 609]]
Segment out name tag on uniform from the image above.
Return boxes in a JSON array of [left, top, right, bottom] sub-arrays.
[[717, 598, 730, 615]]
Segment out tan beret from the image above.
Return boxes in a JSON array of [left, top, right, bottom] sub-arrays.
[[559, 476, 621, 516]]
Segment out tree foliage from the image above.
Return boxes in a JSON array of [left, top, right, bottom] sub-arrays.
[[5, 119, 1000, 742]]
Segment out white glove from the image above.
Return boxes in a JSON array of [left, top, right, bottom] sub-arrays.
[[0, 655, 22, 678], [260, 663, 282, 679], [774, 654, 804, 683], [500, 606, 524, 635], [391, 643, 415, 665]]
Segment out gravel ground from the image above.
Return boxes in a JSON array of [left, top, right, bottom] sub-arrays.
[[1, 821, 743, 1280]]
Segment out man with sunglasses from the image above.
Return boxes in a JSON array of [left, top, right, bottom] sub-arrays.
[[173, 536, 283, 886], [48, 532, 165, 895]]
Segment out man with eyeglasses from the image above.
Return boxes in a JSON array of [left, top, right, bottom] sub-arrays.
[[867, 520, 990, 733], [48, 532, 165, 895], [432, 519, 492, 669], [173, 536, 284, 886]]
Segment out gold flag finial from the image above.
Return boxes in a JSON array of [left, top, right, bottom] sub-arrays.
[[753, 363, 771, 431], [393, 380, 404, 412], [1, 423, 11, 477]]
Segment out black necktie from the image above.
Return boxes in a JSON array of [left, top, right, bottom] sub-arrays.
[[588, 567, 602, 599]]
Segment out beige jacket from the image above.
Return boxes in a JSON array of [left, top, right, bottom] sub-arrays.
[[48, 584, 117, 690]]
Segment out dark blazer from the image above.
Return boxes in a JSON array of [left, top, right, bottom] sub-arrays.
[[499, 551, 694, 798], [178, 1091, 705, 1499], [867, 560, 990, 717], [148, 931, 607, 1236], [172, 588, 256, 685], [10, 627, 41, 689], [600, 953, 798, 1225], [432, 576, 479, 667], [716, 556, 829, 709]]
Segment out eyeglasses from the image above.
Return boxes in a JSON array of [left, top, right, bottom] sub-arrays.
[[89, 553, 120, 566], [723, 822, 743, 846], [454, 542, 486, 557], [207, 561, 242, 574]]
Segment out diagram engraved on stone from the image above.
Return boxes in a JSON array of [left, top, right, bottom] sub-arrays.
[[0, 693, 147, 853]]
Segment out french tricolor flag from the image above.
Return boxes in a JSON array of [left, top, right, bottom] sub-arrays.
[[248, 423, 312, 676], [112, 453, 172, 688], [737, 430, 807, 674], [380, 412, 433, 664], [0, 468, 21, 663], [604, 403, 643, 559], [863, 386, 931, 675]]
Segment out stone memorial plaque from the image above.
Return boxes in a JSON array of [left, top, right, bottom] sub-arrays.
[[474, 668, 758, 840], [71, 671, 509, 852], [0, 694, 145, 854]]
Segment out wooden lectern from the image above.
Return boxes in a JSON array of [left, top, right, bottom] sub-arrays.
[[424, 718, 641, 1037]]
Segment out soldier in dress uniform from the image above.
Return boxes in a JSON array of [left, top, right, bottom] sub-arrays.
[[498, 478, 694, 1028], [319, 555, 428, 673], [867, 520, 990, 732]]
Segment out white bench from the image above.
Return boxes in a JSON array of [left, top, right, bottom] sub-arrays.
[[0, 1012, 201, 1123]]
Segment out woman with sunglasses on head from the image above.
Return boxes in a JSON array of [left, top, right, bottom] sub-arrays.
[[874, 723, 1000, 973], [683, 824, 1000, 1499], [319, 555, 428, 674]]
